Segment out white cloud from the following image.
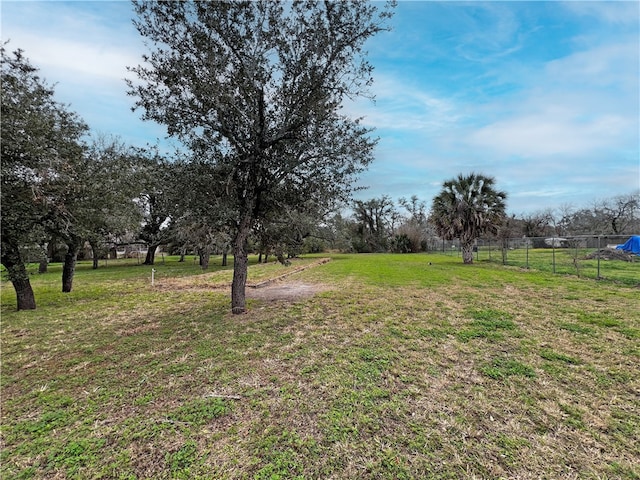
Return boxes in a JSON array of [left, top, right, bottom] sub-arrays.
[[7, 31, 140, 83], [468, 111, 630, 157], [452, 3, 525, 63], [348, 74, 465, 136], [2, 2, 142, 84], [561, 1, 640, 26], [465, 37, 638, 160], [544, 39, 639, 90]]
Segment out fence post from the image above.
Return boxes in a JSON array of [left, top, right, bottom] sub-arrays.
[[525, 238, 529, 269], [552, 241, 556, 274], [504, 238, 508, 265], [597, 235, 601, 280]]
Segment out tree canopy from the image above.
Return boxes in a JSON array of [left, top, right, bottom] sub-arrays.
[[430, 172, 507, 264], [1, 45, 88, 309]]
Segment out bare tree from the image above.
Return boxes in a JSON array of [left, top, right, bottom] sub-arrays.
[[596, 193, 639, 235], [395, 195, 429, 252], [565, 192, 639, 235]]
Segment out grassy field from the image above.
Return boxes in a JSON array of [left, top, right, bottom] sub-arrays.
[[441, 246, 639, 286], [1, 254, 639, 479]]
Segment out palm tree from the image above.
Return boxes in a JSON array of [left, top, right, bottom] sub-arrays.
[[430, 173, 507, 264]]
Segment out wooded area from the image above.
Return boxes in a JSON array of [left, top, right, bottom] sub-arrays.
[[2, 1, 638, 312]]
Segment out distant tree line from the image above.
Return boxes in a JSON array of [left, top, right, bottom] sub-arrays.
[[317, 190, 638, 253]]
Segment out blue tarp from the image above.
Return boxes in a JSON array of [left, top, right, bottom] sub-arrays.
[[616, 235, 640, 255]]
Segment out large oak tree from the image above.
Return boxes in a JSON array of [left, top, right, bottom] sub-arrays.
[[1, 46, 88, 309], [128, 0, 393, 313]]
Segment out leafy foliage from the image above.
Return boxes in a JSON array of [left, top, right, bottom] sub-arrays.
[[351, 196, 395, 252], [1, 45, 88, 308], [430, 172, 507, 263]]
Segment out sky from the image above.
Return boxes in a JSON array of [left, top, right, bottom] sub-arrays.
[[2, 1, 639, 215]]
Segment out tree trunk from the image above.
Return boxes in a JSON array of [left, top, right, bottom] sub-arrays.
[[143, 244, 158, 265], [200, 249, 210, 270], [501, 239, 508, 265], [90, 241, 100, 270], [62, 237, 82, 293], [461, 239, 474, 264], [222, 250, 228, 267], [39, 240, 54, 274], [231, 220, 252, 314], [13, 273, 37, 310], [2, 244, 37, 310], [276, 250, 289, 266], [179, 246, 186, 262], [38, 246, 48, 274]]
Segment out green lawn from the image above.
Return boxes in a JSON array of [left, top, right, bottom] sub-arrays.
[[472, 246, 639, 285], [2, 254, 639, 479]]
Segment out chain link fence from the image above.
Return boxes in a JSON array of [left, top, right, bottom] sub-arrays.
[[434, 235, 639, 286]]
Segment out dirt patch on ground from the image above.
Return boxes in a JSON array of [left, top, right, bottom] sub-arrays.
[[154, 258, 333, 302], [157, 278, 331, 301], [584, 248, 637, 262], [246, 281, 331, 301]]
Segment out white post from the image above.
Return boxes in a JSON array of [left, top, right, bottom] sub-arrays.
[[151, 268, 156, 286]]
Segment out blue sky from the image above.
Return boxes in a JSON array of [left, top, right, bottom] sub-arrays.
[[2, 1, 638, 215]]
